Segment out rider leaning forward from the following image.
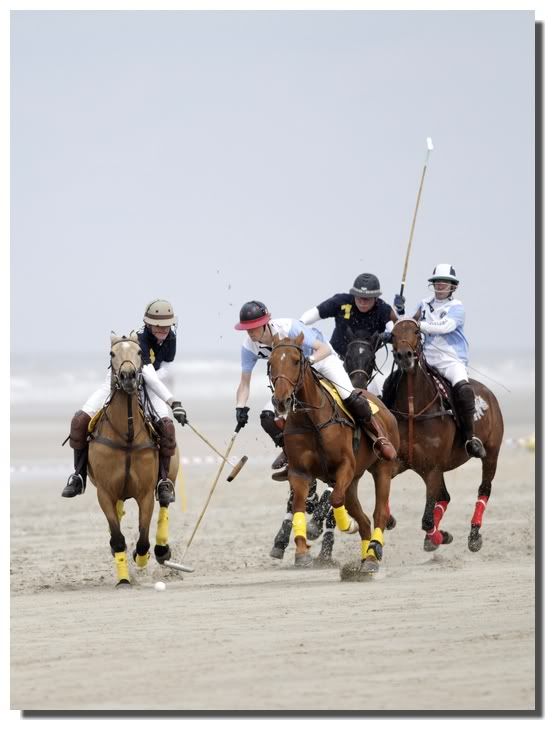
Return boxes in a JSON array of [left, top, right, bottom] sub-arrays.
[[233, 300, 397, 469], [412, 264, 486, 459], [62, 299, 188, 503]]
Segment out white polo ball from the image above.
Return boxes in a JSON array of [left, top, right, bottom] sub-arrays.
[[154, 581, 166, 592]]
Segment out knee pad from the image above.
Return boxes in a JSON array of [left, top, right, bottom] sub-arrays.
[[69, 410, 91, 450], [157, 417, 176, 456]]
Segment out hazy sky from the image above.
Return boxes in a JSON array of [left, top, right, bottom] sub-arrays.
[[11, 10, 535, 356]]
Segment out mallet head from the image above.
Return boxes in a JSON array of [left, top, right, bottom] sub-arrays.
[[226, 455, 248, 482]]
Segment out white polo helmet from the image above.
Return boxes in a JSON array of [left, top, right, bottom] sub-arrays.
[[428, 264, 459, 285], [143, 299, 176, 327]]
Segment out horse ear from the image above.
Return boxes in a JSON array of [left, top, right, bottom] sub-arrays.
[[110, 333, 118, 345], [272, 333, 281, 346], [345, 326, 354, 342], [295, 332, 305, 346], [129, 330, 139, 343]]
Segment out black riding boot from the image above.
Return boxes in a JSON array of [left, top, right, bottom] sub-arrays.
[[62, 447, 88, 497], [62, 410, 91, 497], [342, 391, 397, 461], [453, 381, 487, 458], [260, 410, 288, 471]]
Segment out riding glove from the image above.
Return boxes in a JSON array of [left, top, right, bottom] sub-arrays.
[[236, 406, 250, 429], [393, 294, 406, 316], [171, 401, 188, 425], [380, 331, 392, 345]]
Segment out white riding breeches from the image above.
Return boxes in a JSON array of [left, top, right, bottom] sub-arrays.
[[312, 353, 354, 400], [81, 372, 171, 420], [428, 359, 469, 386]]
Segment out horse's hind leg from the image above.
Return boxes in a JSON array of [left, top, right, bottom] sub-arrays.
[[96, 489, 130, 587], [468, 447, 500, 552], [422, 471, 453, 552], [134, 492, 154, 569], [288, 473, 312, 567], [270, 486, 294, 560]]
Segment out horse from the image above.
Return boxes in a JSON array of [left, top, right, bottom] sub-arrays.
[[344, 319, 504, 552], [267, 333, 400, 573], [87, 332, 180, 586]]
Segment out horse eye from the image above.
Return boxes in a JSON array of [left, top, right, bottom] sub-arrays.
[[110, 351, 115, 357]]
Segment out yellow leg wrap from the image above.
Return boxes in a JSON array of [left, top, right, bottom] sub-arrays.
[[156, 506, 169, 546], [361, 539, 371, 559], [116, 500, 126, 523], [371, 527, 384, 545], [292, 511, 307, 540], [333, 505, 351, 532], [365, 528, 385, 560], [134, 552, 150, 569], [114, 551, 129, 582]]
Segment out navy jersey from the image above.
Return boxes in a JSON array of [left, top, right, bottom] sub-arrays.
[[138, 328, 176, 371], [317, 293, 392, 357]]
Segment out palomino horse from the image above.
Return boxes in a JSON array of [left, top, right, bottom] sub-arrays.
[[87, 333, 179, 586], [346, 319, 504, 552], [268, 333, 399, 573]]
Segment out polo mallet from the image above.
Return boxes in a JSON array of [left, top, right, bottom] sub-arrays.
[[186, 422, 248, 482], [164, 424, 242, 572], [399, 137, 434, 300]]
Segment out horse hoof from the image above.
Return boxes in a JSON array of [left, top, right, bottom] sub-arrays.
[[468, 527, 483, 552], [306, 519, 323, 541], [360, 557, 380, 574], [441, 530, 453, 545], [386, 514, 397, 530], [423, 536, 439, 552], [340, 560, 372, 582], [154, 545, 171, 565], [116, 579, 131, 588], [269, 545, 285, 559], [294, 552, 313, 568]]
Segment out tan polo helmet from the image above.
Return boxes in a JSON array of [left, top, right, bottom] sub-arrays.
[[143, 299, 177, 327]]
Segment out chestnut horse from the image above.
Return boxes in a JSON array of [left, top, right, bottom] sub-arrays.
[[268, 333, 399, 573], [87, 333, 179, 586], [345, 320, 504, 552]]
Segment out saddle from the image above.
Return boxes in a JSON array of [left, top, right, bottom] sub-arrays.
[[317, 376, 380, 421]]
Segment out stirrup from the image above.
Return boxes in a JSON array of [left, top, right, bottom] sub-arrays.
[[61, 473, 85, 498], [156, 478, 175, 504], [465, 437, 486, 459]]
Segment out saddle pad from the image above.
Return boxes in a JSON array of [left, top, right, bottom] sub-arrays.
[[319, 379, 379, 421]]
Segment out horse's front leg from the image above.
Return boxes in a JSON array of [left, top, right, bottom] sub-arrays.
[[422, 470, 453, 552], [97, 489, 130, 587], [359, 460, 394, 573], [329, 459, 356, 534], [288, 471, 312, 568], [133, 491, 155, 568]]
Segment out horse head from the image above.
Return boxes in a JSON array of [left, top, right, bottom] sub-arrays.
[[268, 333, 306, 417], [344, 327, 380, 389], [110, 331, 143, 394], [391, 319, 422, 373]]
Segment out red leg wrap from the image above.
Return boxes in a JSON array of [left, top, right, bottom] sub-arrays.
[[471, 496, 489, 527], [426, 526, 444, 546], [433, 500, 449, 528]]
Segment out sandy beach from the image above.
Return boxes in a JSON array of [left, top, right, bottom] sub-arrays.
[[10, 386, 536, 712]]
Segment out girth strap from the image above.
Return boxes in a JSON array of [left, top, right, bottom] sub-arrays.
[[91, 434, 157, 452]]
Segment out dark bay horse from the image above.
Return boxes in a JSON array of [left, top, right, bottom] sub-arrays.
[[345, 320, 504, 552], [87, 333, 180, 586], [268, 333, 399, 573]]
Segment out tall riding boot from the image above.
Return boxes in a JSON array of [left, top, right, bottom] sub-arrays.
[[260, 410, 288, 472], [62, 410, 91, 497], [453, 381, 486, 458], [343, 391, 397, 461], [155, 417, 176, 505]]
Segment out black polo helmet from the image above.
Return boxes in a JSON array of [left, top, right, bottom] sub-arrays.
[[349, 273, 382, 298], [234, 300, 272, 330]]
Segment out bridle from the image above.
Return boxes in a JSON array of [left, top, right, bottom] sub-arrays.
[[391, 320, 423, 368], [267, 343, 308, 412], [110, 339, 144, 392], [345, 338, 377, 384]]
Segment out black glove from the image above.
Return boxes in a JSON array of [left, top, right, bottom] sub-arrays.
[[236, 406, 250, 430], [171, 401, 187, 426], [393, 294, 405, 316], [380, 331, 392, 345]]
